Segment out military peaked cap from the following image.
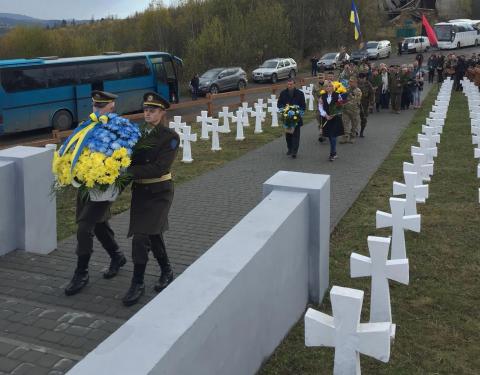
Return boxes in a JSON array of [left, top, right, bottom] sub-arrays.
[[143, 92, 170, 110], [91, 90, 118, 103]]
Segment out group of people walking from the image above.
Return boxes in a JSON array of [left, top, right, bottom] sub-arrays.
[[65, 90, 179, 307]]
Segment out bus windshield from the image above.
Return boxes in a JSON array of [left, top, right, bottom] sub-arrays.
[[435, 25, 453, 41]]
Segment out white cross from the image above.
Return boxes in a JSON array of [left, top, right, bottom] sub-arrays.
[[196, 111, 210, 140], [404, 153, 433, 184], [418, 133, 440, 147], [393, 171, 429, 215], [169, 116, 187, 147], [412, 139, 437, 164], [471, 125, 480, 135], [429, 112, 445, 120], [431, 105, 447, 115], [205, 118, 227, 151], [474, 147, 480, 159], [218, 106, 233, 133], [252, 102, 266, 134], [232, 110, 245, 141], [240, 102, 252, 127], [426, 118, 444, 127], [350, 236, 409, 326], [471, 119, 480, 127], [472, 134, 480, 146], [305, 286, 391, 375], [422, 124, 442, 136], [477, 164, 480, 178], [179, 125, 197, 163], [267, 95, 279, 127], [376, 198, 421, 259]]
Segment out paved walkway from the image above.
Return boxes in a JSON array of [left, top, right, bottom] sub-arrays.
[[0, 86, 430, 375]]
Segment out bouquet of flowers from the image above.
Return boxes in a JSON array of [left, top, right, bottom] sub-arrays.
[[52, 112, 141, 201], [280, 104, 304, 134], [320, 81, 348, 120]]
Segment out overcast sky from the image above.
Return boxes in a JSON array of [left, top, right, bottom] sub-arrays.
[[0, 0, 172, 20]]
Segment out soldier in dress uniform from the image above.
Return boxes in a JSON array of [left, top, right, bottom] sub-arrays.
[[122, 92, 180, 306], [340, 77, 362, 144], [65, 91, 126, 296], [357, 73, 375, 138]]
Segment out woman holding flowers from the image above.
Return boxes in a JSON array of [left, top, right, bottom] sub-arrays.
[[318, 80, 346, 162], [121, 92, 180, 307], [277, 78, 306, 158]]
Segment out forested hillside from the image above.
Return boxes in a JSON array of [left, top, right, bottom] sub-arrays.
[[0, 0, 384, 75]]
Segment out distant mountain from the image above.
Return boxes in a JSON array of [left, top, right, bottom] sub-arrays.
[[0, 13, 88, 32]]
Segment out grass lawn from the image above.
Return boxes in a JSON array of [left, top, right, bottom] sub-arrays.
[[56, 112, 315, 240], [259, 88, 480, 374]]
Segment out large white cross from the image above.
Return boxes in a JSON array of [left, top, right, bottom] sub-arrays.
[[267, 95, 279, 127], [426, 118, 444, 127], [418, 133, 440, 147], [240, 102, 252, 127], [429, 112, 446, 120], [196, 111, 210, 140], [252, 101, 266, 134], [205, 118, 227, 151], [393, 171, 429, 216], [376, 198, 421, 259], [232, 110, 245, 141], [350, 236, 409, 326], [169, 116, 187, 147], [404, 153, 433, 184], [218, 106, 233, 133], [411, 139, 437, 164], [301, 85, 314, 111], [422, 124, 442, 136], [179, 125, 197, 163], [305, 286, 391, 375]]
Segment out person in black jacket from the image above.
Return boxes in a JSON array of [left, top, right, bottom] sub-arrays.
[[122, 92, 180, 306], [319, 81, 345, 162], [190, 74, 200, 100], [277, 78, 306, 158]]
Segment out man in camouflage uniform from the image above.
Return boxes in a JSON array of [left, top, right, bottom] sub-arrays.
[[358, 73, 375, 138], [340, 76, 362, 144]]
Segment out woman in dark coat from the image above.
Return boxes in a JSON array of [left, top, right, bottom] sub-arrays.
[[318, 81, 345, 162]]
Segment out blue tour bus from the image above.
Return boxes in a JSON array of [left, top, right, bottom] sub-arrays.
[[0, 52, 182, 134]]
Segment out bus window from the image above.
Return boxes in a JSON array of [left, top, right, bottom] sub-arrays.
[[46, 65, 78, 87], [1, 68, 48, 92], [78, 62, 118, 84], [434, 25, 453, 41], [118, 58, 150, 78]]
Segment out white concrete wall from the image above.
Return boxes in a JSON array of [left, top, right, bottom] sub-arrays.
[[68, 171, 330, 375], [0, 146, 57, 254]]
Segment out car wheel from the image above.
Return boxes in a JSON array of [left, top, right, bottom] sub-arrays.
[[457, 42, 461, 49], [288, 70, 296, 79], [237, 80, 246, 90], [376, 53, 380, 60], [387, 51, 391, 58], [210, 85, 219, 94], [271, 74, 278, 83], [476, 39, 479, 47], [52, 110, 73, 131]]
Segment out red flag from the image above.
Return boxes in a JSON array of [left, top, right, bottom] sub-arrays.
[[422, 14, 438, 47]]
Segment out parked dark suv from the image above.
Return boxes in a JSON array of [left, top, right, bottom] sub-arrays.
[[198, 67, 248, 95]]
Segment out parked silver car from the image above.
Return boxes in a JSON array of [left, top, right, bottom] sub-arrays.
[[252, 58, 298, 83], [317, 52, 350, 70], [198, 67, 248, 95]]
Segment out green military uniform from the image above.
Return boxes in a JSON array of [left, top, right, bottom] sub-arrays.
[[358, 74, 375, 137], [341, 85, 362, 143], [389, 68, 403, 113], [370, 73, 383, 112], [122, 92, 179, 307]]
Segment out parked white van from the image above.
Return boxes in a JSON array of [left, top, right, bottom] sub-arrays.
[[366, 40, 391, 59], [402, 36, 430, 53]]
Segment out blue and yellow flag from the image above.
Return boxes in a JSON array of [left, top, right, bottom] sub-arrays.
[[350, 0, 361, 40]]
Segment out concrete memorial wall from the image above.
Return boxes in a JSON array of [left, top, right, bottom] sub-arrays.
[[68, 171, 330, 375], [0, 146, 56, 255]]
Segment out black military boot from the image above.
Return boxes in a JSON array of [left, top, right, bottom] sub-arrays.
[[103, 250, 127, 279], [65, 255, 90, 296], [360, 125, 366, 138], [122, 264, 146, 307], [154, 256, 174, 293]]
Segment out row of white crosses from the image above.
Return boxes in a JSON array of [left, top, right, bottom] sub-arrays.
[[460, 77, 480, 202], [169, 95, 280, 162], [305, 78, 454, 374]]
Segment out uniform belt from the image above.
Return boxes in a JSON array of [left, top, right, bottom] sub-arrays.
[[135, 173, 172, 184]]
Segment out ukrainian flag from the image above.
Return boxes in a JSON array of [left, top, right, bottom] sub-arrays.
[[350, 0, 361, 40]]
